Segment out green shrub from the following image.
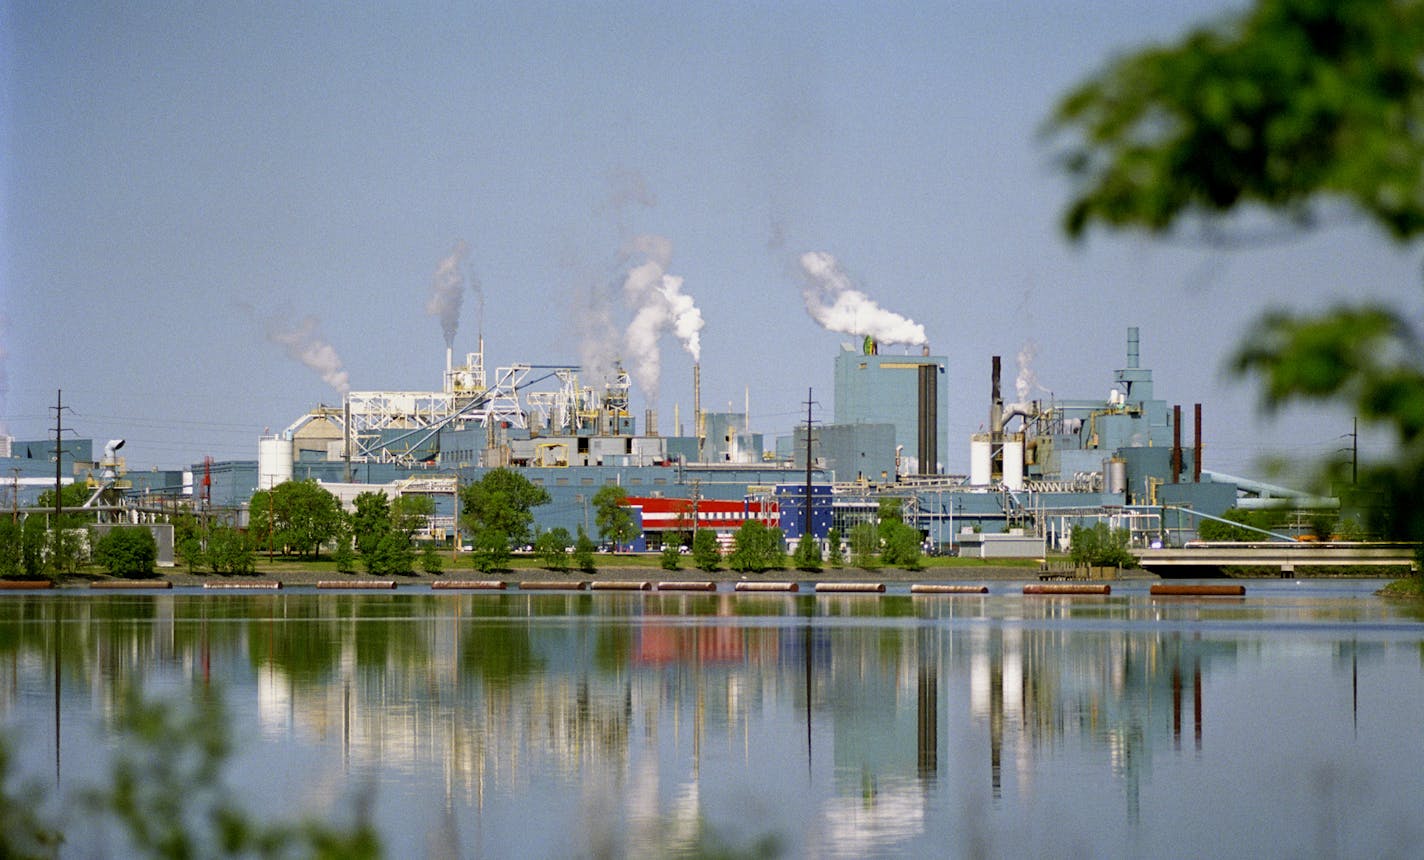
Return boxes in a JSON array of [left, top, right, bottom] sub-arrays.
[[94, 526, 158, 578]]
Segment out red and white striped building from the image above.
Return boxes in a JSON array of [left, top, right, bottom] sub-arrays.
[[625, 496, 780, 548]]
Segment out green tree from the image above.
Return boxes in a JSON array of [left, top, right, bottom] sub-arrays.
[[94, 526, 158, 578], [729, 520, 783, 573], [249, 480, 344, 560], [470, 528, 511, 573], [1048, 0, 1424, 571], [47, 527, 84, 575], [350, 492, 394, 558], [391, 494, 435, 540], [1069, 523, 1136, 569], [592, 485, 639, 553], [660, 536, 683, 571], [534, 527, 572, 572], [573, 527, 598, 573], [792, 534, 822, 572], [366, 531, 416, 575], [420, 544, 444, 575], [879, 520, 923, 571], [0, 519, 21, 577], [691, 529, 720, 572], [460, 468, 550, 551], [20, 515, 47, 577], [177, 534, 206, 573], [825, 526, 845, 568], [849, 522, 881, 570], [206, 525, 255, 575]]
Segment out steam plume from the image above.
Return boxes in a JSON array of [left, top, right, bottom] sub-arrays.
[[427, 241, 469, 347], [620, 234, 704, 401], [797, 251, 927, 346], [267, 316, 350, 395], [1016, 340, 1047, 403]]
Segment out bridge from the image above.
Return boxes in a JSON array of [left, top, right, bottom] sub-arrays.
[[1137, 542, 1419, 577]]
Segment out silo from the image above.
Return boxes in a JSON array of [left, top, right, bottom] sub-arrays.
[[258, 436, 294, 490], [1104, 457, 1128, 495], [970, 434, 993, 486], [1003, 435, 1025, 491]]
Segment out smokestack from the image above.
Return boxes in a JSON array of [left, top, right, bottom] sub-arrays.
[[1194, 403, 1202, 482], [645, 409, 658, 437], [990, 356, 1003, 439], [1172, 404, 1182, 483], [1127, 326, 1140, 369], [693, 363, 703, 459]]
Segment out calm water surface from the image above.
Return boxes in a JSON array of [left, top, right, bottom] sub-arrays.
[[2, 580, 1422, 858]]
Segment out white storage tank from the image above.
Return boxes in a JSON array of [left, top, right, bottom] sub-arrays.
[[258, 436, 294, 490], [970, 435, 993, 486], [1003, 435, 1025, 491]]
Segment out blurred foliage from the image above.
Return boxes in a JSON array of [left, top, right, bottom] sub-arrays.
[[691, 528, 721, 572], [727, 521, 786, 573], [93, 526, 158, 578], [1050, 0, 1424, 571], [1048, 0, 1424, 239], [535, 526, 573, 571]]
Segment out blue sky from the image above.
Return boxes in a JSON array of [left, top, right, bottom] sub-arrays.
[[3, 1, 1417, 478]]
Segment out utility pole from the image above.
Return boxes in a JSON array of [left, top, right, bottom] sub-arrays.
[[50, 390, 71, 526], [802, 388, 817, 541]]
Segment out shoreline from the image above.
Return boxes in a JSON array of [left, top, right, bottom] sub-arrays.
[[47, 563, 1161, 589]]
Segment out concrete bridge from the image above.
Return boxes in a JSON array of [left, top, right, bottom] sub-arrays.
[[1137, 542, 1419, 577]]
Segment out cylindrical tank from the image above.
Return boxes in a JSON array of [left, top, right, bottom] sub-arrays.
[[258, 436, 294, 490], [970, 435, 993, 486], [1003, 435, 1025, 491], [1104, 457, 1128, 495]]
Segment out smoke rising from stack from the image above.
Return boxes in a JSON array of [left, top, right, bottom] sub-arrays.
[[426, 241, 469, 348], [797, 251, 927, 346], [267, 316, 350, 395], [619, 234, 705, 402], [1015, 340, 1048, 403]]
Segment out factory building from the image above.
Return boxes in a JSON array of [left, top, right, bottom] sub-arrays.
[[833, 338, 948, 476]]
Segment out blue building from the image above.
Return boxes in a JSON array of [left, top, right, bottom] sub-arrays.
[[833, 340, 948, 476]]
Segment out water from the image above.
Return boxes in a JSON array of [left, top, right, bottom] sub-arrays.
[[2, 580, 1422, 858]]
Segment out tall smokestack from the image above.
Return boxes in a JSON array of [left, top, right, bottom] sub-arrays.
[[1194, 403, 1203, 483], [645, 409, 658, 437], [1127, 326, 1140, 369], [990, 356, 1003, 439], [1172, 404, 1182, 483], [693, 363, 703, 459]]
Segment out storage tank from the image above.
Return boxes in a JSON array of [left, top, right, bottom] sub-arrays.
[[258, 436, 294, 490], [1003, 435, 1025, 491], [970, 435, 992, 486], [1104, 457, 1128, 495]]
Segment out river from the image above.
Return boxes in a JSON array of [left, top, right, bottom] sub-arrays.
[[1, 579, 1421, 858]]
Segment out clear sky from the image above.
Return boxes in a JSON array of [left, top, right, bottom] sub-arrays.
[[2, 1, 1417, 479]]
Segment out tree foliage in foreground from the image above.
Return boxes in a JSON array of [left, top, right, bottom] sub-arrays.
[[1048, 0, 1424, 571]]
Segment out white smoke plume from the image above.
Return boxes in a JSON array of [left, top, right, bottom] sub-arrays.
[[426, 241, 469, 347], [267, 316, 350, 395], [797, 251, 927, 346], [619, 234, 705, 401], [1016, 340, 1049, 403]]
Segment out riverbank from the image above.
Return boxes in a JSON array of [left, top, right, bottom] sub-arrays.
[[49, 556, 1155, 588]]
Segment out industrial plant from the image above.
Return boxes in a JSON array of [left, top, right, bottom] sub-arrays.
[[3, 315, 1321, 560]]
